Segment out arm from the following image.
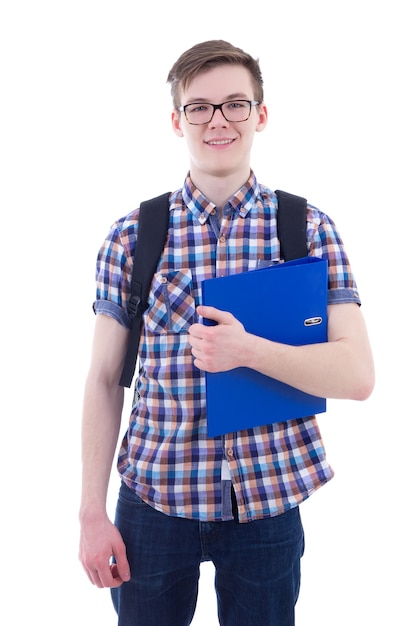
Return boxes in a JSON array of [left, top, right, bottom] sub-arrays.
[[79, 314, 131, 588], [188, 303, 374, 401]]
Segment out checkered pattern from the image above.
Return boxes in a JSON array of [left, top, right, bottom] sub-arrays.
[[94, 172, 360, 522]]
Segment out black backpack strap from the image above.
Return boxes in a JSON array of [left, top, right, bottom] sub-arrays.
[[119, 191, 171, 388], [275, 190, 308, 261]]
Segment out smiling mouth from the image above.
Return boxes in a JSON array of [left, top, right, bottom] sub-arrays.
[[205, 139, 235, 146]]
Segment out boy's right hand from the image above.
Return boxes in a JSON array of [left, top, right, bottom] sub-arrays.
[[79, 514, 131, 588]]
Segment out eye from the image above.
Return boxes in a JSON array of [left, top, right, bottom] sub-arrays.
[[226, 100, 245, 110], [188, 103, 210, 113]]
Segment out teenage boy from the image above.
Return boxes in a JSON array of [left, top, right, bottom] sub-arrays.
[[79, 39, 374, 626]]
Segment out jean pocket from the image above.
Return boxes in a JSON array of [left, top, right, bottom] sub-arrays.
[[146, 269, 197, 334]]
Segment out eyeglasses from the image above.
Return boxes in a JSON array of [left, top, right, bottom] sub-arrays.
[[178, 99, 259, 125]]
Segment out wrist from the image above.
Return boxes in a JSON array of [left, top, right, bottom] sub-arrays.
[[79, 495, 108, 524]]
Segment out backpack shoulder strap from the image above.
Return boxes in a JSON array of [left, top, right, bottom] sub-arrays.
[[275, 190, 308, 261], [119, 191, 171, 388]]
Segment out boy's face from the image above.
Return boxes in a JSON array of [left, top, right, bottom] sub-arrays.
[[172, 64, 267, 181]]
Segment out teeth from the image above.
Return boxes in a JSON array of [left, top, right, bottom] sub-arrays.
[[208, 139, 233, 145]]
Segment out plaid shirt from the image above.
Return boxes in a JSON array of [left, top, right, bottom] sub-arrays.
[[94, 172, 360, 522]]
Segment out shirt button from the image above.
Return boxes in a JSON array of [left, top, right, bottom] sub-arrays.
[[160, 276, 167, 283], [227, 449, 234, 458], [219, 234, 226, 243]]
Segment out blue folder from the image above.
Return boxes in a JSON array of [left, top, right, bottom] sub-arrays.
[[201, 256, 328, 437]]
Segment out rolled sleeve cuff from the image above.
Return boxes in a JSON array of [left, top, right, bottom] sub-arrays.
[[328, 288, 361, 306], [93, 300, 132, 329]]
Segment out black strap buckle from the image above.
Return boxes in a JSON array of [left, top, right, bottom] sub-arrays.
[[127, 295, 143, 318]]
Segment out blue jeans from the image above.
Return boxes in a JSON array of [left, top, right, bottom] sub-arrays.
[[111, 481, 304, 626]]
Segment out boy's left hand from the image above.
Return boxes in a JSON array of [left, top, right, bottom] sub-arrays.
[[188, 305, 247, 372]]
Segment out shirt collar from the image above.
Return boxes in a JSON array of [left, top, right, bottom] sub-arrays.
[[180, 171, 262, 224]]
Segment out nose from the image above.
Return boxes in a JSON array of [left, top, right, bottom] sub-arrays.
[[209, 106, 229, 127]]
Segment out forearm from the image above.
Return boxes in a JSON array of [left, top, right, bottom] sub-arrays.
[[245, 333, 373, 400], [79, 376, 124, 521]]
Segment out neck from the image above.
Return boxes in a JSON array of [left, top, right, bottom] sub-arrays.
[[189, 167, 251, 209]]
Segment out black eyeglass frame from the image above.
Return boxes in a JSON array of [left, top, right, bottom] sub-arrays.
[[178, 99, 260, 125]]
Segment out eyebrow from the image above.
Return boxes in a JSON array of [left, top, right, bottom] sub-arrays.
[[184, 92, 250, 105]]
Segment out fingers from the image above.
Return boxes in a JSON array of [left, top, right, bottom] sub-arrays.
[[188, 307, 236, 344], [89, 561, 118, 589], [83, 554, 130, 589], [188, 306, 247, 372]]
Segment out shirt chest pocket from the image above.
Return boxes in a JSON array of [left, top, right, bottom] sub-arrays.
[[145, 269, 198, 334]]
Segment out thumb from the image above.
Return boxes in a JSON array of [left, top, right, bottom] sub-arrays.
[[197, 305, 233, 325], [111, 543, 131, 582]]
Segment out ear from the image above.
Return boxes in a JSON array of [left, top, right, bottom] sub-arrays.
[[255, 103, 268, 132], [171, 110, 184, 137]]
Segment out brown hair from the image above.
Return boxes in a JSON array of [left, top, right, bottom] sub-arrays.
[[167, 40, 264, 109]]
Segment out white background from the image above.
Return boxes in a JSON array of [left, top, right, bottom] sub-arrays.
[[1, 1, 416, 624]]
